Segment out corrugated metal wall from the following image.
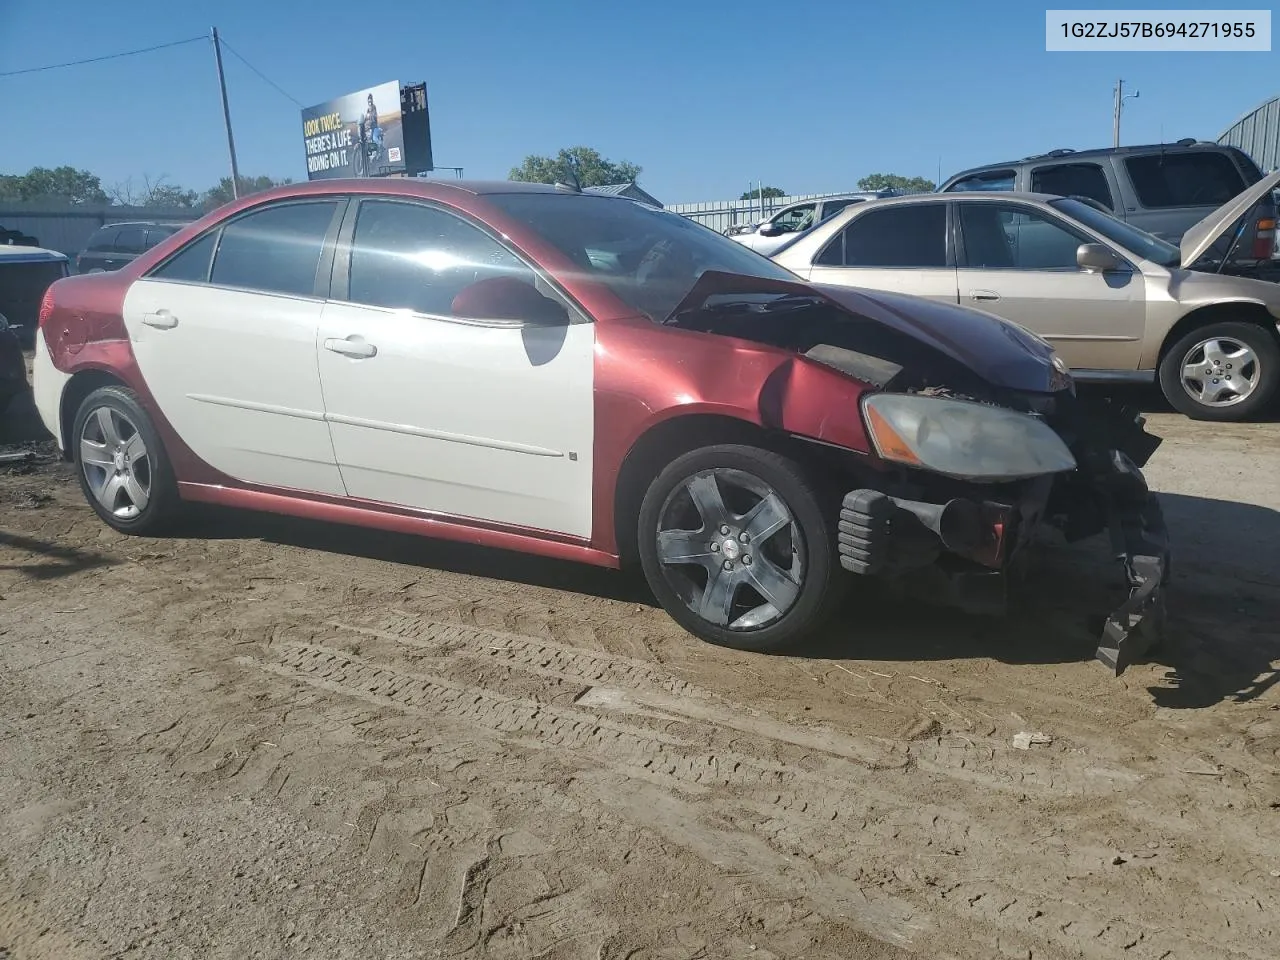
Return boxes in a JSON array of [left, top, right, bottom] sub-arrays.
[[1219, 95, 1280, 172], [0, 202, 203, 258]]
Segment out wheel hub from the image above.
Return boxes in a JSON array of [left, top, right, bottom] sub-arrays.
[[720, 537, 742, 561]]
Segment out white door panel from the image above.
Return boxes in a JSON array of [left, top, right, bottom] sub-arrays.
[[317, 302, 595, 538], [123, 279, 343, 494]]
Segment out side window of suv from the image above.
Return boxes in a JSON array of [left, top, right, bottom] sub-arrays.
[[1031, 163, 1114, 209], [209, 200, 340, 297], [1124, 151, 1246, 208], [945, 169, 1016, 192], [345, 199, 538, 318], [86, 227, 118, 252], [113, 227, 147, 255], [818, 204, 948, 268]]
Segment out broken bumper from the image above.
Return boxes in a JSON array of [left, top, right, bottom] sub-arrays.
[[837, 450, 1170, 677]]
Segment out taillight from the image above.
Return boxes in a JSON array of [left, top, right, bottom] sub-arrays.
[[38, 288, 54, 328], [1253, 217, 1275, 260]]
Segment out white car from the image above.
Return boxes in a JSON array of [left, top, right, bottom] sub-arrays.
[[730, 191, 898, 256]]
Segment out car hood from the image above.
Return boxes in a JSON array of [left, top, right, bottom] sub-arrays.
[[665, 271, 1064, 393], [1180, 169, 1280, 268]]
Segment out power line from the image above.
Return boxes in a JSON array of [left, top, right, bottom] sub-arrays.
[[217, 36, 303, 107], [0, 35, 207, 78]]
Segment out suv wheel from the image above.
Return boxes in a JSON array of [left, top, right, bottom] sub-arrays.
[[637, 444, 846, 653], [1158, 321, 1280, 421], [72, 385, 182, 535]]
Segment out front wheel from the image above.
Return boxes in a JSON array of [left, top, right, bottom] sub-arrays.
[[71, 385, 182, 535], [636, 444, 846, 653], [1158, 321, 1280, 421]]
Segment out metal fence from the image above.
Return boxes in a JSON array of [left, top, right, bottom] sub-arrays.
[[666, 193, 851, 234], [0, 201, 204, 258]]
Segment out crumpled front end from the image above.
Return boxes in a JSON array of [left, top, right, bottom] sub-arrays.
[[838, 389, 1169, 676]]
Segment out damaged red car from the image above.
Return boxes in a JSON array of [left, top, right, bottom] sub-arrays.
[[31, 179, 1168, 673]]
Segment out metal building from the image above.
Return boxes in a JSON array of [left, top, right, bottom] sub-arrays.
[[1218, 95, 1280, 172]]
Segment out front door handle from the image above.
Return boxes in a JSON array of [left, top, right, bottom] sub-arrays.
[[324, 336, 377, 359], [969, 289, 1001, 302], [142, 310, 178, 329]]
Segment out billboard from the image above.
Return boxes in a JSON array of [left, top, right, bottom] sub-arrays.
[[301, 81, 430, 180]]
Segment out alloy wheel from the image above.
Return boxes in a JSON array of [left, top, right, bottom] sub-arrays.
[[79, 406, 152, 520], [1180, 337, 1261, 408], [654, 468, 805, 630]]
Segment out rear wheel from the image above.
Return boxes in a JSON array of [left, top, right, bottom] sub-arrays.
[[637, 444, 845, 653], [72, 385, 181, 535], [1158, 321, 1280, 421]]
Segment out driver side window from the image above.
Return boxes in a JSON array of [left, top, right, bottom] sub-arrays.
[[772, 203, 816, 232], [346, 200, 539, 317]]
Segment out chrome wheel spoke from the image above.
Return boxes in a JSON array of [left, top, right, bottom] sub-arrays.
[[123, 472, 150, 511], [696, 567, 738, 626], [745, 554, 801, 611], [94, 472, 126, 511], [656, 529, 714, 566], [1200, 339, 1226, 366], [741, 492, 791, 544], [684, 473, 729, 529], [122, 433, 147, 463], [1201, 378, 1233, 402], [79, 437, 114, 468], [95, 407, 122, 446]]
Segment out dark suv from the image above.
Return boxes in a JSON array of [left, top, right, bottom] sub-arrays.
[[76, 222, 185, 274], [940, 141, 1276, 271]]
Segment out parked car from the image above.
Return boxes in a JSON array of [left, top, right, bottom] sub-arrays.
[[0, 244, 70, 349], [32, 179, 1168, 673], [939, 140, 1276, 273], [729, 192, 899, 256], [76, 222, 186, 274], [772, 172, 1280, 421]]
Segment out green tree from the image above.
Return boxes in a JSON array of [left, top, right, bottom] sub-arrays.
[[509, 146, 641, 188], [740, 186, 786, 200], [857, 173, 936, 193], [0, 166, 108, 204], [201, 175, 293, 210]]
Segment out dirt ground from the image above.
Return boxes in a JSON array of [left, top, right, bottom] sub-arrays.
[[2, 370, 1279, 960]]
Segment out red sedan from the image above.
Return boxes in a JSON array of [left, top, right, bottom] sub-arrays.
[[31, 179, 1168, 673]]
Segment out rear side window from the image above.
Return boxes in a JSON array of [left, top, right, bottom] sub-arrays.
[[86, 227, 117, 252], [1031, 163, 1114, 209], [113, 227, 147, 255], [209, 201, 340, 297], [144, 226, 179, 249], [945, 169, 1016, 192], [151, 231, 219, 284], [820, 198, 863, 220], [819, 204, 948, 268], [1124, 152, 1246, 208]]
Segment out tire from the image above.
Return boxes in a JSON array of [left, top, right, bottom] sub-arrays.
[[636, 444, 846, 654], [1158, 321, 1280, 421], [71, 385, 182, 535]]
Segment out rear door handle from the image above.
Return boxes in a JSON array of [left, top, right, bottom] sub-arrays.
[[324, 336, 377, 359], [142, 310, 178, 329], [969, 290, 1001, 302]]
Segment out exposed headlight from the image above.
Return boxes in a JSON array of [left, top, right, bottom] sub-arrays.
[[1049, 352, 1074, 392], [862, 393, 1077, 481]]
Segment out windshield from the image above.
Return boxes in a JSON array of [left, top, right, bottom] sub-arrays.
[[1048, 197, 1180, 266], [483, 193, 799, 321]]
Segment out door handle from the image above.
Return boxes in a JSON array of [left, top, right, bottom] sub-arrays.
[[142, 310, 178, 329], [968, 290, 1001, 302], [324, 336, 377, 359]]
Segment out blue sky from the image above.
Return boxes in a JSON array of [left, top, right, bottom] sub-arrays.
[[0, 0, 1274, 204]]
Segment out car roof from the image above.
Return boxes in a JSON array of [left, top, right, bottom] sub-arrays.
[[854, 191, 1064, 206], [0, 245, 69, 262], [93, 221, 186, 229], [945, 141, 1242, 181]]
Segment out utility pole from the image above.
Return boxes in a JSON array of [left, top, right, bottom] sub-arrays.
[[211, 27, 242, 199], [1113, 79, 1139, 148]]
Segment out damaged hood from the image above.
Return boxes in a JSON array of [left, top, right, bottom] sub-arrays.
[[666, 271, 1064, 394], [1180, 169, 1280, 268]]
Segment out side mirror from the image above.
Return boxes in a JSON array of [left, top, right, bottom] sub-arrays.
[[1077, 242, 1123, 272], [757, 222, 784, 237], [450, 277, 569, 325]]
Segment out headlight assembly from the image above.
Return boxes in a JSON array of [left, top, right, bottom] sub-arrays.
[[862, 393, 1077, 482]]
